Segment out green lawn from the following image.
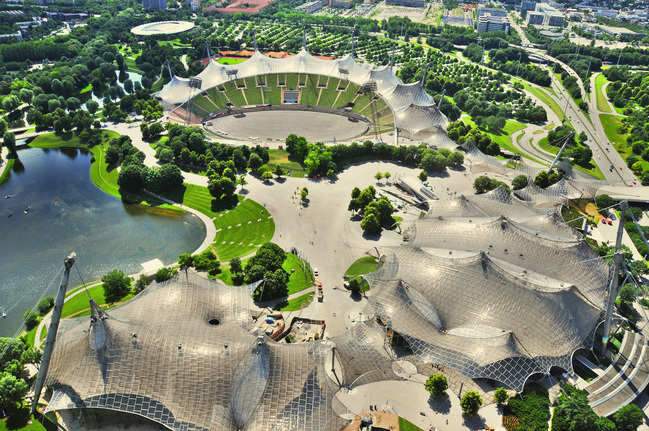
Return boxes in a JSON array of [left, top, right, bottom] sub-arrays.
[[398, 417, 424, 431], [274, 291, 314, 311], [0, 409, 57, 431], [595, 74, 612, 113], [600, 113, 639, 169], [164, 184, 275, 261], [283, 253, 314, 295], [0, 158, 15, 184], [217, 58, 247, 65], [345, 256, 378, 276], [318, 79, 340, 107], [267, 149, 307, 177]]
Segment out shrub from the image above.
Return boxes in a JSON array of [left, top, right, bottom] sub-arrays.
[[37, 296, 54, 315], [460, 390, 483, 416], [494, 387, 509, 404], [425, 373, 448, 397], [507, 383, 549, 431], [155, 267, 178, 283]]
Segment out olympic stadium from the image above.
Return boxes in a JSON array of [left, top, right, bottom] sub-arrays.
[[158, 38, 450, 145]]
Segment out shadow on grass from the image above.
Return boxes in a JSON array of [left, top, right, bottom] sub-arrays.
[[3, 407, 57, 431], [211, 195, 239, 212], [158, 184, 188, 204]]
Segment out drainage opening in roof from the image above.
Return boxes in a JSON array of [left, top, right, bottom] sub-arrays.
[[208, 318, 220, 326]]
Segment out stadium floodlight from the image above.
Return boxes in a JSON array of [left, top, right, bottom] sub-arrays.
[[363, 81, 377, 93], [188, 77, 202, 90]]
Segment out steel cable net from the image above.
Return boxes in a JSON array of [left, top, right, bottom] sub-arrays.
[[158, 47, 449, 135], [44, 271, 343, 431], [365, 244, 603, 392], [330, 322, 402, 389], [405, 215, 608, 306]]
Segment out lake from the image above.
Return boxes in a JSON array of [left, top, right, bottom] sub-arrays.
[[0, 147, 206, 337]]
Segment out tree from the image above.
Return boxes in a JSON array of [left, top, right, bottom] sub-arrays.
[[101, 269, 131, 303], [157, 164, 184, 192], [460, 391, 483, 416], [3, 131, 16, 155], [418, 171, 428, 182], [512, 175, 528, 190], [118, 164, 146, 192], [37, 296, 54, 315], [613, 404, 643, 431], [261, 171, 273, 182], [157, 148, 174, 164], [596, 194, 613, 210], [374, 171, 383, 182], [248, 153, 263, 171], [348, 278, 362, 295], [178, 253, 194, 268], [301, 187, 308, 202], [20, 347, 42, 370], [494, 387, 509, 404], [133, 274, 150, 292], [23, 310, 38, 330], [534, 171, 550, 189], [425, 373, 448, 397], [18, 88, 33, 105], [0, 373, 29, 407], [619, 283, 636, 304], [238, 174, 247, 190], [274, 164, 286, 179], [360, 212, 381, 235], [148, 122, 164, 140], [384, 172, 391, 183], [230, 257, 242, 275], [474, 175, 494, 194], [155, 267, 178, 283]]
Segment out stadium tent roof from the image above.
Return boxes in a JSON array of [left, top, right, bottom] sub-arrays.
[[366, 201, 609, 392], [44, 272, 345, 431], [158, 46, 448, 139]]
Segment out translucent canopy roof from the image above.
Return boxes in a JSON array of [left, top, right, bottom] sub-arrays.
[[367, 202, 608, 391], [44, 272, 344, 431]]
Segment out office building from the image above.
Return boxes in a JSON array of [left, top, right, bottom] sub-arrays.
[[520, 0, 537, 17]]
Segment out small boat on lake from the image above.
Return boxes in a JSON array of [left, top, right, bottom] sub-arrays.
[[24, 206, 30, 214]]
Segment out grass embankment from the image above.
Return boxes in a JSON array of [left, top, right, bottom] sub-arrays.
[[267, 149, 307, 177], [274, 291, 314, 311], [595, 74, 612, 113], [30, 132, 179, 210], [284, 252, 314, 295], [343, 256, 378, 294], [0, 409, 57, 431], [0, 157, 15, 184], [462, 116, 527, 155], [398, 417, 424, 431], [538, 135, 604, 179], [162, 184, 275, 261], [600, 113, 643, 172]]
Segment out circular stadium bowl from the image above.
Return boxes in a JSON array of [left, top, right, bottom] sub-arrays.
[[131, 21, 195, 36]]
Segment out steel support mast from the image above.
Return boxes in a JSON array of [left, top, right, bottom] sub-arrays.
[[601, 201, 628, 353], [32, 253, 76, 415]]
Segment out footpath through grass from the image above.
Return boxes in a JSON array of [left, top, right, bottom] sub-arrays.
[[595, 74, 612, 113]]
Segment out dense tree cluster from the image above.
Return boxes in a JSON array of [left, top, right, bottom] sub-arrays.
[[506, 384, 550, 431], [177, 250, 221, 276], [473, 175, 510, 194], [245, 243, 290, 301], [111, 134, 184, 195], [533, 169, 565, 189], [286, 135, 464, 176], [551, 384, 641, 431], [605, 68, 649, 111], [0, 337, 41, 412], [548, 42, 649, 68], [447, 121, 501, 156], [348, 186, 395, 235]]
